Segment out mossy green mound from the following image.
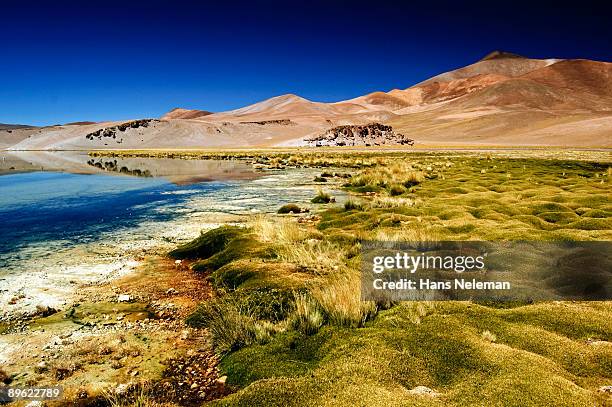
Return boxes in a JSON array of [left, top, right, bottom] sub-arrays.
[[212, 302, 611, 407], [168, 225, 244, 259]]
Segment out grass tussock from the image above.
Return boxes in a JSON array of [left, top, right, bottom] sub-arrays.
[[105, 384, 164, 407], [343, 199, 363, 211], [310, 273, 377, 328], [187, 299, 281, 354], [252, 216, 347, 272], [289, 293, 324, 335], [277, 203, 303, 214], [311, 189, 333, 204]]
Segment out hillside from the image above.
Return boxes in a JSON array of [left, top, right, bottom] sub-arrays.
[[2, 52, 611, 149], [162, 108, 213, 120]]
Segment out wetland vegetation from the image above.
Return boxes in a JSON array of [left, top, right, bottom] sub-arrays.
[[159, 149, 611, 406], [4, 149, 611, 406]]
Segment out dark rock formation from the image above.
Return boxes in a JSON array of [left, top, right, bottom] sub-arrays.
[[305, 123, 414, 147], [239, 119, 294, 125], [85, 119, 158, 141]]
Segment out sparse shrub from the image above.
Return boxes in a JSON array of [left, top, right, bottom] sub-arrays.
[[104, 383, 161, 407], [278, 203, 302, 214], [311, 190, 332, 204]]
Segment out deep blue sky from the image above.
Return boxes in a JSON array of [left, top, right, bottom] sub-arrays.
[[1, 0, 610, 126]]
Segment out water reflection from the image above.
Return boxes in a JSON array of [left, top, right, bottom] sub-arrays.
[[87, 158, 153, 177], [0, 151, 259, 184]]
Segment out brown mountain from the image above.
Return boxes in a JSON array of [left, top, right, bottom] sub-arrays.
[[161, 108, 213, 120], [3, 52, 611, 149]]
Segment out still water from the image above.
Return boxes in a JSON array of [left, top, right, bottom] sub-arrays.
[[0, 152, 328, 320]]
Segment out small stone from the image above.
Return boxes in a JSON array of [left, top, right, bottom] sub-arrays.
[[599, 385, 612, 393], [180, 330, 190, 340], [216, 375, 227, 385], [118, 294, 132, 303], [115, 383, 129, 395], [190, 383, 198, 389], [408, 386, 439, 397], [174, 260, 182, 264], [34, 361, 48, 373]]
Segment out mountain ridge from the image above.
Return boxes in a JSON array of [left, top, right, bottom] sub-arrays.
[[2, 52, 611, 149]]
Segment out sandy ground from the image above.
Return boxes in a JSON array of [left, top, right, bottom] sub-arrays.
[[0, 256, 231, 404]]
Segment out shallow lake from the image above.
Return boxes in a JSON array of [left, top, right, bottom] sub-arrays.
[[0, 152, 331, 320]]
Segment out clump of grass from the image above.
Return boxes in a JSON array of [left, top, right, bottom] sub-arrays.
[[482, 330, 497, 343], [388, 184, 406, 196], [104, 383, 170, 407], [372, 227, 439, 244], [251, 216, 346, 272], [403, 171, 425, 188], [235, 287, 296, 322], [311, 274, 377, 328], [186, 299, 258, 354], [370, 196, 415, 208], [278, 239, 347, 273], [311, 189, 333, 204], [344, 200, 363, 211], [313, 176, 327, 182], [278, 203, 303, 214], [252, 215, 306, 244], [289, 293, 324, 335]]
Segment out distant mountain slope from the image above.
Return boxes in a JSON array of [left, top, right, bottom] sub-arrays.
[[2, 51, 611, 149], [161, 108, 213, 120], [416, 52, 560, 86], [0, 123, 34, 130]]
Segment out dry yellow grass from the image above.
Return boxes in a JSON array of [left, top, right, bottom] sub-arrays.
[[310, 272, 377, 328], [251, 216, 346, 274]]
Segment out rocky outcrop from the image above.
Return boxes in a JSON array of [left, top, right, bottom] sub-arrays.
[[85, 119, 159, 143], [305, 123, 414, 147], [239, 119, 294, 125]]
